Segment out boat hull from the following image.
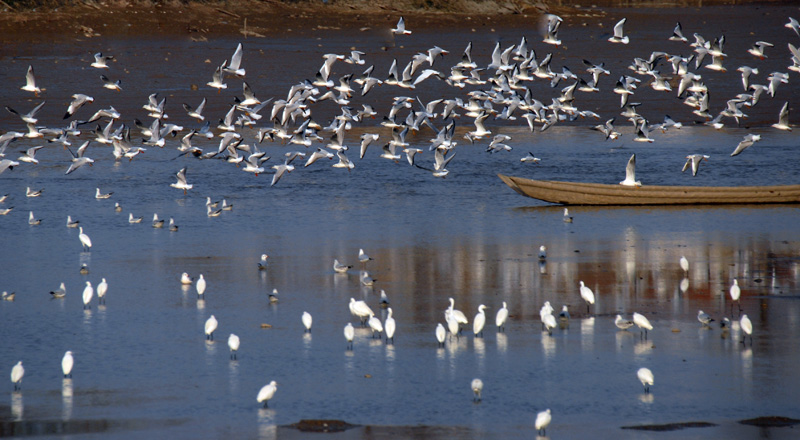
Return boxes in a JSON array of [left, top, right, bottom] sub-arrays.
[[498, 174, 800, 206]]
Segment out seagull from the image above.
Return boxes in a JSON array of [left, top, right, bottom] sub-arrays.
[[28, 211, 41, 225], [637, 367, 654, 393], [204, 315, 217, 340], [697, 310, 714, 327], [747, 41, 773, 59], [11, 361, 24, 391], [682, 154, 710, 176], [535, 409, 552, 436], [730, 133, 761, 157], [542, 14, 562, 46], [152, 213, 164, 229], [207, 62, 228, 91], [615, 314, 634, 330], [471, 378, 483, 403], [128, 213, 143, 224], [608, 18, 630, 44], [6, 101, 46, 124], [82, 281, 93, 309], [50, 282, 66, 298], [91, 52, 114, 69], [619, 154, 642, 187], [344, 323, 355, 350], [771, 102, 791, 131], [786, 17, 800, 37], [183, 98, 206, 121], [496, 301, 509, 332], [26, 187, 43, 197], [391, 16, 411, 35], [78, 227, 92, 251], [0, 159, 20, 175], [100, 74, 122, 91], [358, 248, 372, 266], [302, 311, 313, 332], [180, 273, 193, 285], [21, 65, 40, 96], [563, 207, 573, 223], [223, 43, 246, 77], [62, 351, 74, 378], [258, 254, 269, 270], [632, 312, 653, 338], [268, 288, 279, 303], [271, 162, 294, 186], [65, 144, 94, 175], [520, 152, 541, 163], [95, 188, 113, 199], [333, 259, 352, 273], [228, 334, 240, 360], [669, 22, 687, 42], [170, 167, 193, 194], [579, 281, 595, 314], [1, 292, 15, 301], [257, 381, 277, 408], [379, 290, 390, 308]]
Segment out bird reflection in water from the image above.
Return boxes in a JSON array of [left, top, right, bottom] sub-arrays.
[[257, 408, 277, 440], [62, 378, 73, 421], [11, 391, 23, 421]]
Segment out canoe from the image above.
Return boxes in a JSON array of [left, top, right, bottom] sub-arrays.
[[497, 174, 800, 206]]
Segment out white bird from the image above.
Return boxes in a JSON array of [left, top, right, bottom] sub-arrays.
[[615, 314, 634, 330], [608, 18, 630, 44], [740, 314, 753, 344], [542, 312, 557, 335], [207, 62, 227, 91], [730, 279, 742, 314], [268, 288, 279, 303], [697, 310, 714, 327], [170, 167, 193, 194], [333, 259, 352, 273], [632, 312, 653, 338], [11, 361, 24, 391], [535, 409, 552, 436], [772, 101, 791, 131], [682, 154, 710, 176], [344, 323, 355, 350], [28, 211, 41, 226], [471, 378, 483, 402], [360, 271, 376, 286], [50, 282, 66, 298], [91, 52, 113, 69], [379, 290, 390, 308], [349, 298, 374, 326], [152, 213, 164, 229], [391, 16, 411, 35], [446, 297, 469, 328], [78, 227, 92, 251], [223, 43, 246, 77], [679, 256, 689, 274], [358, 248, 373, 266], [473, 304, 487, 337], [495, 301, 509, 332], [180, 272, 193, 285], [228, 334, 240, 359], [538, 245, 547, 261], [257, 254, 269, 270], [619, 154, 641, 187], [730, 133, 761, 157], [637, 367, 654, 393], [435, 323, 446, 347], [257, 381, 277, 408], [563, 208, 573, 223], [97, 278, 107, 304], [128, 213, 143, 224], [579, 281, 595, 314], [196, 274, 206, 298], [169, 218, 178, 232], [385, 308, 396, 344], [302, 311, 313, 332], [26, 187, 42, 197], [82, 281, 93, 309], [368, 313, 383, 338], [62, 351, 74, 378], [558, 305, 571, 323], [205, 315, 218, 340], [446, 310, 460, 339], [21, 65, 40, 96]]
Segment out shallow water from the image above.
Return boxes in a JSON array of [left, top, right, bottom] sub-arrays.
[[2, 5, 800, 439]]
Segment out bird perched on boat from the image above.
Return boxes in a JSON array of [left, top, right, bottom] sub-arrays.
[[682, 154, 710, 176], [619, 154, 641, 187]]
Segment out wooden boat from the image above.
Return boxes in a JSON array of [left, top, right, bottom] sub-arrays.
[[498, 174, 800, 205]]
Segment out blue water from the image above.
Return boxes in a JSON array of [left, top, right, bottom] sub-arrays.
[[2, 5, 800, 439]]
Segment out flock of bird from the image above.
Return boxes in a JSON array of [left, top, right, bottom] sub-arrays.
[[1, 10, 791, 435]]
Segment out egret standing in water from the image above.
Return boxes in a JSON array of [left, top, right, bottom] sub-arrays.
[[97, 278, 108, 304], [349, 298, 374, 326], [82, 281, 93, 309], [10, 361, 24, 391], [579, 281, 595, 314], [62, 351, 74, 378], [384, 308, 396, 344], [435, 323, 446, 347], [368, 313, 383, 339], [535, 409, 552, 436], [471, 378, 483, 402], [495, 301, 508, 332], [228, 334, 240, 359], [633, 312, 653, 339], [680, 256, 689, 274], [257, 381, 277, 408], [740, 314, 753, 344], [473, 304, 487, 337], [196, 274, 206, 298], [205, 315, 218, 340], [78, 227, 92, 251], [637, 367, 654, 393], [730, 279, 742, 315], [344, 323, 355, 350], [302, 311, 313, 332]]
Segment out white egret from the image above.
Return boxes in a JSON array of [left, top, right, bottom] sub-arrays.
[[473, 304, 487, 337], [368, 313, 383, 339], [228, 334, 240, 359], [62, 351, 74, 377], [82, 281, 93, 309], [435, 323, 446, 347], [349, 298, 374, 326], [471, 378, 483, 402], [730, 279, 742, 314], [542, 312, 557, 335], [679, 256, 689, 274], [344, 323, 355, 350], [384, 308, 396, 344], [257, 381, 277, 408], [579, 281, 595, 314], [446, 312, 460, 340], [302, 311, 313, 332], [445, 297, 469, 328], [740, 314, 753, 344], [78, 227, 92, 251], [196, 274, 206, 298], [205, 315, 218, 340], [97, 278, 108, 304], [495, 301, 509, 332], [633, 312, 653, 338], [637, 367, 654, 393], [615, 314, 634, 330], [10, 361, 24, 391], [535, 409, 552, 435]]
